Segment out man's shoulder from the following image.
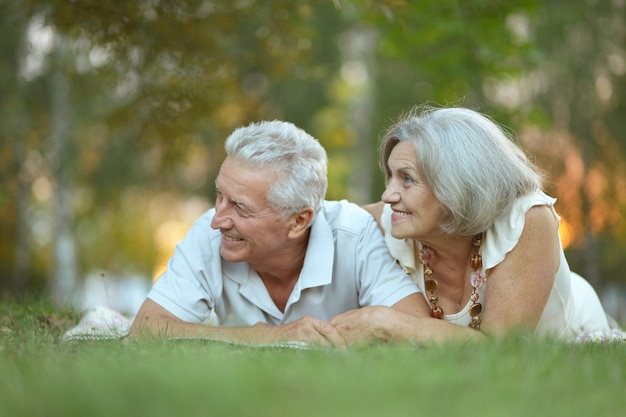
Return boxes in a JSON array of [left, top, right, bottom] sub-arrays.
[[321, 200, 375, 232]]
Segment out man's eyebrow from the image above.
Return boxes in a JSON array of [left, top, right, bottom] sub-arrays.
[[231, 197, 253, 211], [214, 180, 254, 212]]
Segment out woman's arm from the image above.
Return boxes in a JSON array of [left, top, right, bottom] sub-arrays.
[[479, 205, 560, 335], [330, 306, 487, 346]]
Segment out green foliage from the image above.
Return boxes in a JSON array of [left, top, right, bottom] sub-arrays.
[[24, 0, 324, 137], [359, 0, 539, 95]]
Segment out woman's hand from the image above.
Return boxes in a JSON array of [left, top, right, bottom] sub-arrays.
[[330, 306, 407, 346]]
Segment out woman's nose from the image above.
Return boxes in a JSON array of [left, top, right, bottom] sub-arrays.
[[381, 182, 400, 203]]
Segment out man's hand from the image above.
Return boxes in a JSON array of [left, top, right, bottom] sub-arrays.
[[130, 298, 346, 348], [257, 315, 347, 349]]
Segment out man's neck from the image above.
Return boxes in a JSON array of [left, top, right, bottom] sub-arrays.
[[253, 232, 310, 312]]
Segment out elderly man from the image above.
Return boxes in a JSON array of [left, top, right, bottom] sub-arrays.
[[130, 120, 421, 347]]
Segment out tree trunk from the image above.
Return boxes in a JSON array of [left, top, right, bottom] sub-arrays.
[[12, 79, 31, 300], [48, 40, 79, 309], [341, 25, 378, 204]]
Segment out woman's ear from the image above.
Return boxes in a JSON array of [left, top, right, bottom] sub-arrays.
[[288, 208, 314, 238]]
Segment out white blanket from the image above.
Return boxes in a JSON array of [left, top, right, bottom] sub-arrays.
[[62, 305, 132, 341]]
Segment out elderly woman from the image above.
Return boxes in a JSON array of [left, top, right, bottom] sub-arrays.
[[331, 105, 623, 344]]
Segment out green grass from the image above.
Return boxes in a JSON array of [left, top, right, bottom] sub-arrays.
[[1, 302, 625, 417]]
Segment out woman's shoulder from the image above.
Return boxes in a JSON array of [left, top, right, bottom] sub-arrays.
[[524, 203, 558, 227], [517, 189, 557, 210], [483, 190, 558, 270]]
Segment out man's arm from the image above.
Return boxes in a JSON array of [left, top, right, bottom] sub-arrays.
[[129, 298, 347, 348], [391, 293, 431, 316], [361, 201, 384, 231]]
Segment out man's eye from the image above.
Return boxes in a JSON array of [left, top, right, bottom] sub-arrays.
[[234, 204, 251, 217]]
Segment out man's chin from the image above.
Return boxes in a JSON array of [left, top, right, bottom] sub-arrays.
[[219, 247, 245, 263]]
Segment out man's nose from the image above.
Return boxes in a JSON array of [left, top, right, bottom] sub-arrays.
[[210, 199, 233, 230]]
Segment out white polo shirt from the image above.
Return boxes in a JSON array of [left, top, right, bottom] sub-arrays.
[[148, 200, 419, 326]]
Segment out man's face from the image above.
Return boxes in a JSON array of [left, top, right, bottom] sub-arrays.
[[210, 156, 293, 266]]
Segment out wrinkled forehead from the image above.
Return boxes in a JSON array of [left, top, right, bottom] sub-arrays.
[[387, 141, 419, 169], [383, 137, 401, 167]]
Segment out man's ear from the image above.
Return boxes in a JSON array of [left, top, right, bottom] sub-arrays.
[[288, 208, 314, 238]]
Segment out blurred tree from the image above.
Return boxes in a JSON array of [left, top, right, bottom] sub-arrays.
[[47, 38, 80, 307], [2, 0, 624, 305], [519, 0, 626, 286], [4, 0, 336, 304], [0, 3, 44, 298], [315, 0, 541, 200]]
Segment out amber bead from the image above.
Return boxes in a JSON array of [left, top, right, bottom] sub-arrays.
[[468, 320, 480, 330], [470, 253, 482, 270], [431, 306, 444, 319], [469, 302, 482, 317], [424, 277, 438, 292]]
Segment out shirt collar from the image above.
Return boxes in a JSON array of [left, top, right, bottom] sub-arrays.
[[298, 208, 334, 289], [221, 206, 335, 319]]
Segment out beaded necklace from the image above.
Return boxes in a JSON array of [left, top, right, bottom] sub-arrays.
[[418, 233, 485, 330]]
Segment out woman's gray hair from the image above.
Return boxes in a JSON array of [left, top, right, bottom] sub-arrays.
[[380, 105, 543, 236], [224, 120, 328, 221]]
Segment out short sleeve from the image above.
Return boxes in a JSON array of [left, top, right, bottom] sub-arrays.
[[482, 190, 559, 270], [354, 210, 420, 306], [148, 210, 223, 323]]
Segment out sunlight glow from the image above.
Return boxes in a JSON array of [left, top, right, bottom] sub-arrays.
[[341, 61, 368, 86], [32, 176, 52, 202], [595, 75, 613, 102], [608, 54, 625, 75], [20, 15, 56, 80], [558, 217, 574, 250], [151, 195, 211, 282]]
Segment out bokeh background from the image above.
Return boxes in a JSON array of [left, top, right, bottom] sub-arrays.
[[1, 0, 625, 319]]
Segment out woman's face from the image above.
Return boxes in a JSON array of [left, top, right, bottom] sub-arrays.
[[381, 141, 448, 241]]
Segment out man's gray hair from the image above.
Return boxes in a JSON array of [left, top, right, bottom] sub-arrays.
[[225, 120, 328, 221], [380, 105, 543, 236]]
